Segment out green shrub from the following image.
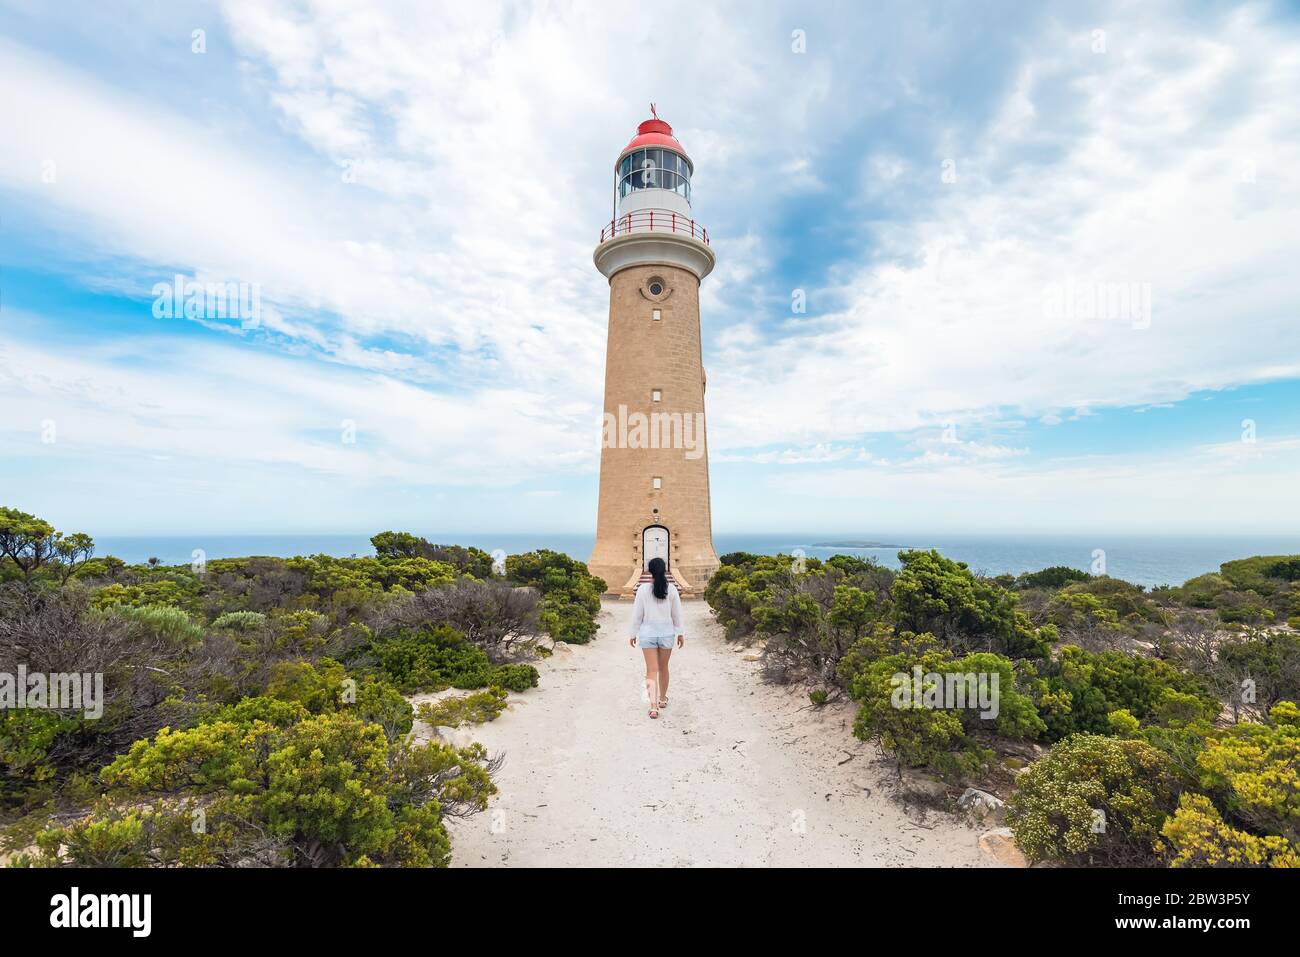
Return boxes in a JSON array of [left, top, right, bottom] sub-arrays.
[[199, 695, 310, 728], [21, 711, 496, 867], [1035, 645, 1217, 741], [1220, 555, 1300, 596], [703, 565, 766, 640], [892, 549, 1048, 658], [1263, 558, 1300, 582], [1193, 701, 1299, 843], [1007, 734, 1180, 865], [104, 603, 206, 648], [718, 551, 759, 567], [1107, 709, 1142, 737], [383, 579, 540, 661], [417, 687, 509, 727], [1217, 630, 1300, 711], [703, 553, 811, 641], [539, 592, 599, 644], [371, 532, 495, 578], [197, 673, 413, 742], [849, 648, 976, 777], [1173, 572, 1233, 609], [1160, 793, 1299, 868], [491, 663, 539, 692], [212, 610, 267, 631], [1015, 566, 1093, 590], [755, 581, 885, 686], [351, 677, 415, 740], [364, 624, 538, 693], [0, 710, 85, 800], [89, 577, 201, 613], [505, 550, 604, 644], [845, 639, 1043, 779], [1214, 589, 1269, 624]]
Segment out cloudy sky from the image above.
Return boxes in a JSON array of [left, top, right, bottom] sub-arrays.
[[1, 0, 1298, 538]]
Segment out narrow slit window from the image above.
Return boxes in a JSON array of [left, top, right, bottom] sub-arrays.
[[652, 477, 662, 490], [651, 389, 662, 402], [651, 308, 662, 321]]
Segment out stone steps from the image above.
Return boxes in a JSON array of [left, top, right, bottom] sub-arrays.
[[618, 568, 692, 599]]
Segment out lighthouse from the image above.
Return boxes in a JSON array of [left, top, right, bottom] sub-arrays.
[[587, 110, 721, 597]]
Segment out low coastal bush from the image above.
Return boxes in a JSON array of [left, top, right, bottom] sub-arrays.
[[713, 549, 1056, 690], [1192, 701, 1299, 845], [703, 553, 812, 642], [1006, 734, 1180, 865], [847, 638, 1045, 778], [1161, 794, 1299, 868], [361, 624, 539, 694], [892, 550, 1050, 659], [417, 687, 509, 728], [14, 711, 497, 868], [705, 543, 1300, 869], [370, 531, 496, 579], [506, 549, 604, 644], [375, 579, 541, 662], [1157, 555, 1300, 626], [211, 610, 267, 631], [1013, 566, 1093, 590], [0, 508, 605, 867], [1034, 645, 1217, 742]]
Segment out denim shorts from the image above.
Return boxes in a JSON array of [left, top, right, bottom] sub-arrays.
[[637, 631, 676, 650]]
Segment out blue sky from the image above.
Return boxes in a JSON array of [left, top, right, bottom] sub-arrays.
[[2, 0, 1299, 538]]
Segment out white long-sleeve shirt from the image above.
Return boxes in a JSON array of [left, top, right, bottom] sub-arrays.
[[629, 581, 683, 638]]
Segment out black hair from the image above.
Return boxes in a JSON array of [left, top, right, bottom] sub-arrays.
[[648, 557, 668, 600]]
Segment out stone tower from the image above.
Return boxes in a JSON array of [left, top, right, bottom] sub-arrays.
[[587, 112, 720, 597]]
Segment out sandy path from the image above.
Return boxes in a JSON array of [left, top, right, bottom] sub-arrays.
[[445, 598, 993, 867]]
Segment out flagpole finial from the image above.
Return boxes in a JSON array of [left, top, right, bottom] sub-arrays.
[[650, 102, 657, 119]]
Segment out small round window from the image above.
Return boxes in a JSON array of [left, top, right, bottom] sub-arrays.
[[648, 281, 664, 296]]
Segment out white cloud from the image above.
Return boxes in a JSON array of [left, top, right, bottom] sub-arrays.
[[1, 1, 1298, 534], [0, 319, 595, 487], [706, 4, 1300, 451], [756, 435, 1300, 535]]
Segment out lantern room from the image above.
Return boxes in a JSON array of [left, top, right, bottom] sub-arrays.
[[595, 109, 712, 278], [614, 115, 693, 219]]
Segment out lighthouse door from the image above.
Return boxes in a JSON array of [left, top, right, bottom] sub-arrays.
[[642, 525, 669, 570]]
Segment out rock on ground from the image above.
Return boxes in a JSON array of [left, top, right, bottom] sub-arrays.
[[978, 827, 1029, 867], [958, 787, 1007, 826]]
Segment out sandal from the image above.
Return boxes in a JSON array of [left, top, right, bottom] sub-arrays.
[[658, 697, 668, 709], [648, 706, 659, 719]]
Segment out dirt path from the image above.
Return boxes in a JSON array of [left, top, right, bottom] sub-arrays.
[[445, 598, 994, 867]]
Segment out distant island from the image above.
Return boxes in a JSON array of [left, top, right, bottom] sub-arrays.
[[810, 540, 903, 548]]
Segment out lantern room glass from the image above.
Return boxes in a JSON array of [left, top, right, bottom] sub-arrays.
[[618, 148, 691, 202]]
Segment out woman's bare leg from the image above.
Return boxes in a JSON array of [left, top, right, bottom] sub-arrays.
[[656, 648, 672, 705], [641, 648, 660, 714]]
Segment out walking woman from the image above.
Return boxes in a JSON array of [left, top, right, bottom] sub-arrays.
[[628, 557, 684, 719]]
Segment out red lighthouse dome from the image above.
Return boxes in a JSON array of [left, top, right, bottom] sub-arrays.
[[616, 115, 693, 172]]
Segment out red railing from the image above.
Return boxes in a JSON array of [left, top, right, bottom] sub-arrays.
[[600, 208, 709, 245]]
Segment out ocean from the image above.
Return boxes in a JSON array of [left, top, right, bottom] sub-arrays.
[[91, 532, 1300, 589]]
